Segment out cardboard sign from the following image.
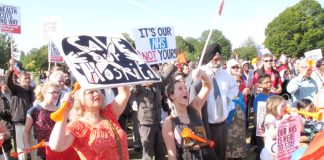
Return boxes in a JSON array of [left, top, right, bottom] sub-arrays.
[[43, 17, 61, 41], [0, 4, 21, 34], [304, 49, 322, 64], [0, 68, 4, 76], [48, 41, 63, 63], [256, 101, 267, 136], [133, 26, 177, 64], [55, 35, 161, 90], [276, 115, 301, 160]]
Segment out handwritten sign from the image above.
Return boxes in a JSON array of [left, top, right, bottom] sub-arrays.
[[48, 41, 63, 63], [256, 101, 267, 136], [43, 17, 61, 41], [55, 35, 161, 90], [276, 115, 301, 160], [0, 4, 21, 34], [133, 26, 177, 64], [304, 49, 322, 64]]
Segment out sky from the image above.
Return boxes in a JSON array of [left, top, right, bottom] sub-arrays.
[[1, 0, 324, 54]]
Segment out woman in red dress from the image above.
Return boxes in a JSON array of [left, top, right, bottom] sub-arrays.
[[49, 85, 130, 160]]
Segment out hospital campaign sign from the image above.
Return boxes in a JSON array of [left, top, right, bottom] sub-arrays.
[[133, 26, 177, 64], [54, 35, 161, 90]]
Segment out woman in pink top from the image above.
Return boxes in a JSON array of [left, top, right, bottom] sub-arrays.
[[49, 85, 130, 160]]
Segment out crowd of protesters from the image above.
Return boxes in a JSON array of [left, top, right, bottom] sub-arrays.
[[0, 43, 323, 160]]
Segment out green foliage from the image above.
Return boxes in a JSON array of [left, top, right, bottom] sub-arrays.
[[264, 0, 324, 58], [199, 29, 232, 60], [122, 32, 135, 48], [235, 37, 258, 60], [21, 45, 49, 72], [0, 33, 14, 70], [174, 29, 231, 62]]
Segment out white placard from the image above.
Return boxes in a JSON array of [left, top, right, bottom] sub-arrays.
[[133, 26, 177, 64]]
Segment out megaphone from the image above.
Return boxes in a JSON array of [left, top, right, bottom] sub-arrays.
[[11, 140, 46, 158], [50, 82, 81, 122], [286, 107, 322, 121], [181, 127, 214, 148]]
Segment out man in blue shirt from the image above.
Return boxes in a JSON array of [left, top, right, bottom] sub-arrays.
[[287, 58, 318, 104]]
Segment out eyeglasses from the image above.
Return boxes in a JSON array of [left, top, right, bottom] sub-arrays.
[[236, 80, 242, 83], [263, 59, 273, 63], [231, 65, 239, 69], [47, 91, 60, 95]]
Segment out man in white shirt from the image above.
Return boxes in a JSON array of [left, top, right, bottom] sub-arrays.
[[190, 44, 238, 160]]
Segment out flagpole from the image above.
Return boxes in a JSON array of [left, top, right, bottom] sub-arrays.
[[10, 34, 13, 59], [198, 0, 225, 67]]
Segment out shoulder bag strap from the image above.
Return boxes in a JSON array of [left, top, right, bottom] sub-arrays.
[[106, 119, 123, 160]]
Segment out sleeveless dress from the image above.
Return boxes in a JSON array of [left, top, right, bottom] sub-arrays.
[[171, 106, 216, 160], [67, 104, 129, 160]]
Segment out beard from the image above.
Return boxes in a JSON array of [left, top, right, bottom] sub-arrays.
[[203, 62, 221, 76]]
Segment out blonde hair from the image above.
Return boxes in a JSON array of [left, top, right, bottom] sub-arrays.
[[34, 84, 44, 103], [266, 95, 285, 118], [34, 81, 60, 103], [69, 89, 106, 121]]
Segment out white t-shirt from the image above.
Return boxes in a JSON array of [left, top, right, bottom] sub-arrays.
[[260, 114, 278, 160]]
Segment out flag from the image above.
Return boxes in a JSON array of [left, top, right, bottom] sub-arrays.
[[218, 0, 225, 16], [300, 131, 324, 160], [13, 63, 20, 76], [177, 52, 187, 64]]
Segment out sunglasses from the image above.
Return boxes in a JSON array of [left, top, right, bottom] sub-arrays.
[[231, 65, 239, 69], [263, 59, 273, 63]]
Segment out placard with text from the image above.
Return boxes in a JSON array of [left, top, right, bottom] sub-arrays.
[[0, 3, 21, 34], [55, 35, 161, 90], [133, 26, 177, 64]]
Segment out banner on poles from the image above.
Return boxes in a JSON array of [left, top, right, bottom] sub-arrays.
[[276, 115, 301, 160], [133, 26, 177, 65], [48, 41, 64, 63], [54, 35, 161, 90], [0, 4, 21, 34]]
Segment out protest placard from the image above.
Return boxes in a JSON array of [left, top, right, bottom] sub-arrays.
[[0, 68, 4, 76], [54, 35, 161, 90], [133, 26, 177, 64], [43, 16, 61, 41], [256, 101, 267, 136], [48, 41, 63, 63], [0, 4, 21, 34], [304, 49, 322, 63], [276, 115, 301, 160]]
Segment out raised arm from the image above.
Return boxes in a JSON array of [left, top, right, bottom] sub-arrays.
[[111, 85, 131, 118], [49, 95, 75, 152], [190, 69, 211, 110]]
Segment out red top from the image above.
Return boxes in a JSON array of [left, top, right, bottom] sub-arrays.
[[253, 68, 282, 89], [67, 105, 129, 160]]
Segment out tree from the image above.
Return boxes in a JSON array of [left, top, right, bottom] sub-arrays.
[[185, 37, 203, 62], [235, 37, 258, 60], [121, 32, 135, 48], [0, 33, 15, 70], [21, 45, 49, 71], [199, 29, 232, 60], [264, 0, 324, 58]]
